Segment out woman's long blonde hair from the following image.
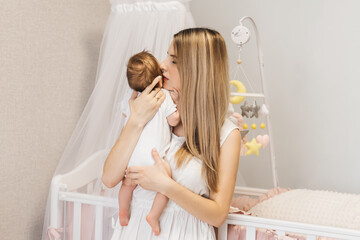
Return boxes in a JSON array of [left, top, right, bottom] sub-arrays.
[[174, 28, 229, 193]]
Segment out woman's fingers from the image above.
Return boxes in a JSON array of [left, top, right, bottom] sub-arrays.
[[127, 166, 142, 173], [152, 149, 172, 177], [169, 91, 179, 105], [150, 87, 162, 99], [130, 90, 138, 100], [151, 149, 162, 164], [128, 79, 164, 126], [144, 76, 162, 94], [128, 90, 138, 105], [154, 90, 165, 105], [122, 176, 133, 186], [126, 169, 141, 182], [125, 177, 138, 186], [125, 154, 171, 192]]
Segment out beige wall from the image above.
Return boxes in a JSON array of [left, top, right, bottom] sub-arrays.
[[0, 0, 109, 239]]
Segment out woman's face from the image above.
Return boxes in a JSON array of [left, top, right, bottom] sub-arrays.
[[160, 41, 181, 92]]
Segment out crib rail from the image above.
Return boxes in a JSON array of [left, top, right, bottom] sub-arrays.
[[60, 190, 360, 240], [59, 191, 117, 240], [59, 191, 117, 208], [218, 213, 360, 240], [234, 186, 268, 197], [58, 190, 360, 240]]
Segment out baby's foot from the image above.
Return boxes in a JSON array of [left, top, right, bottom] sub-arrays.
[[146, 214, 160, 236], [119, 209, 129, 226]]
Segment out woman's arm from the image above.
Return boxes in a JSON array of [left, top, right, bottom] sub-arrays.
[[102, 76, 165, 188], [127, 129, 241, 227]]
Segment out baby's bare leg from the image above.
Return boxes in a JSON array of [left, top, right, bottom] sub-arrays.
[[146, 162, 171, 236], [146, 193, 168, 236], [118, 177, 136, 226]]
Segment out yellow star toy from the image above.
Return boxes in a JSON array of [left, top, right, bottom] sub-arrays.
[[245, 138, 262, 156]]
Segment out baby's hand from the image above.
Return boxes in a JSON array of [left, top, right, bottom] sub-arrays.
[[170, 89, 180, 105]]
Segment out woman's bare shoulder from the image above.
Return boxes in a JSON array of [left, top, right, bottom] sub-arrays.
[[220, 118, 240, 146]]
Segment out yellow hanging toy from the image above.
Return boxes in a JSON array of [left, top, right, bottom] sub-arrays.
[[229, 80, 246, 104], [245, 138, 262, 156]]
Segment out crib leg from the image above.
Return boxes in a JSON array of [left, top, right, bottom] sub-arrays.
[[306, 235, 316, 240], [63, 202, 67, 240], [95, 205, 103, 240], [277, 230, 285, 236], [218, 222, 228, 240], [73, 202, 82, 240], [246, 226, 256, 240]]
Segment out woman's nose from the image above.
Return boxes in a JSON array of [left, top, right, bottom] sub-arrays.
[[160, 60, 166, 72]]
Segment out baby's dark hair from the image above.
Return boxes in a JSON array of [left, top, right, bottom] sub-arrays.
[[126, 50, 162, 92]]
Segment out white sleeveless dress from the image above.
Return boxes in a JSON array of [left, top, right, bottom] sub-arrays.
[[111, 119, 238, 240]]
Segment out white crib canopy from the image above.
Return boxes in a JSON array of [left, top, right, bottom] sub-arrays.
[[42, 1, 194, 239]]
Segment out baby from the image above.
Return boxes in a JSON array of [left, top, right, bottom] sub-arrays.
[[118, 51, 180, 236]]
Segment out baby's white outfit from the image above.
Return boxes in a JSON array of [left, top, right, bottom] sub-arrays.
[[122, 89, 177, 166]]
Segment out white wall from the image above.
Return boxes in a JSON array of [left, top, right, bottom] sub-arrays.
[[190, 0, 360, 193]]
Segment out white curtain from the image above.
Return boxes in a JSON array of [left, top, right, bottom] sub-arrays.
[[42, 1, 194, 239]]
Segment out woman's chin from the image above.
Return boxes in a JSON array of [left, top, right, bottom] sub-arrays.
[[163, 83, 173, 91]]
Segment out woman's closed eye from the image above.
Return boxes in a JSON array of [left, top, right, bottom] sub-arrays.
[[167, 51, 177, 64]]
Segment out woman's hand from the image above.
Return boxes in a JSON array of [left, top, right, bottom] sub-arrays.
[[169, 88, 180, 105], [128, 76, 166, 127], [102, 77, 165, 188], [126, 149, 172, 194]]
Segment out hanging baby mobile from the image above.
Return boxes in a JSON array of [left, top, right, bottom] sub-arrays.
[[229, 17, 272, 157]]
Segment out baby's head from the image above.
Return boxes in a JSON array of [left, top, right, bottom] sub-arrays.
[[127, 51, 162, 92]]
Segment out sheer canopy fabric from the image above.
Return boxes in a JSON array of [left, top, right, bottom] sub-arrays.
[[42, 1, 194, 239]]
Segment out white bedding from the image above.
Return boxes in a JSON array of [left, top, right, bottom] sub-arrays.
[[247, 189, 360, 230]]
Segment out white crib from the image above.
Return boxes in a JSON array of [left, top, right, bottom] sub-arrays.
[[50, 150, 117, 240], [219, 187, 360, 240], [49, 150, 360, 240]]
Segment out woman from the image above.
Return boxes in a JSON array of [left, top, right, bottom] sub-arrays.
[[102, 28, 241, 239]]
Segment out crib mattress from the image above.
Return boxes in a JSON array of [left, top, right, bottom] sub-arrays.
[[246, 189, 360, 230]]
